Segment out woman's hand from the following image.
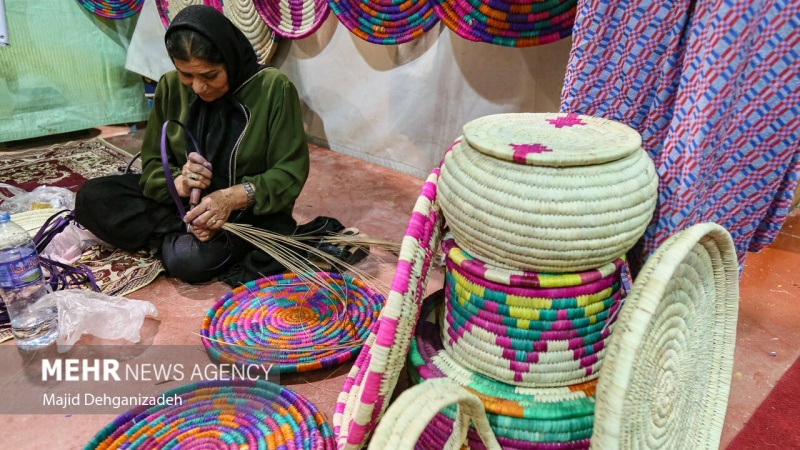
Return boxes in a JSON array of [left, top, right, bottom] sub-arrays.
[[176, 152, 212, 197], [184, 189, 239, 242]]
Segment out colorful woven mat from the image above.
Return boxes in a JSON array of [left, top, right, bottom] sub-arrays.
[[75, 0, 144, 19], [223, 0, 279, 64], [254, 0, 330, 39], [333, 164, 445, 449], [409, 292, 594, 449], [155, 0, 223, 27], [432, 0, 577, 47], [85, 379, 334, 449], [201, 272, 384, 374], [327, 0, 440, 44]]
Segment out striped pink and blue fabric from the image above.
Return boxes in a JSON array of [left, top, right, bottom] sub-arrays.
[[560, 0, 800, 269]]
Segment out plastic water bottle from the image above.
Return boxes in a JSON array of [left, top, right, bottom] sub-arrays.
[[0, 211, 57, 349]]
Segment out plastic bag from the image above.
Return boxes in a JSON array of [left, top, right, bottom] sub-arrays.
[[41, 222, 106, 265], [0, 184, 76, 214], [50, 290, 158, 352]]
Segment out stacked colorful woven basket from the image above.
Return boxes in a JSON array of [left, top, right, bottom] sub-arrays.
[[393, 112, 658, 449]]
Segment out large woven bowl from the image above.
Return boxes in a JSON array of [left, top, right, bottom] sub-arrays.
[[438, 114, 657, 273], [590, 223, 739, 449]]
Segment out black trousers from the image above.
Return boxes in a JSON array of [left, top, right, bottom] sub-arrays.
[[74, 174, 296, 284]]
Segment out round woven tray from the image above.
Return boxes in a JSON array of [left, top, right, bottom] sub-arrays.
[[333, 165, 445, 449], [201, 272, 384, 374], [76, 0, 143, 19], [438, 127, 657, 273], [433, 0, 577, 47], [408, 293, 595, 449], [85, 379, 334, 449], [590, 223, 739, 449], [327, 0, 440, 45], [10, 208, 61, 237], [155, 0, 222, 27], [253, 0, 329, 39], [223, 0, 278, 64]]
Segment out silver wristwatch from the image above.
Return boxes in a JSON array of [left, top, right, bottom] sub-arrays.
[[243, 182, 256, 208]]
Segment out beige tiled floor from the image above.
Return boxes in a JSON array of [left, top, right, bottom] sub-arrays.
[[1, 126, 798, 449]]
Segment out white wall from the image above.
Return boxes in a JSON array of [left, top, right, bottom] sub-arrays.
[[273, 17, 572, 178]]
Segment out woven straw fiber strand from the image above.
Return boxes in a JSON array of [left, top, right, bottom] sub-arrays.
[[155, 0, 222, 27], [408, 294, 595, 449], [327, 0, 440, 45], [433, 0, 577, 47], [253, 0, 329, 39], [201, 272, 385, 374], [76, 0, 144, 19], [590, 223, 739, 449], [333, 164, 445, 449], [438, 128, 657, 273], [223, 0, 278, 64], [85, 379, 334, 449], [368, 378, 501, 449]]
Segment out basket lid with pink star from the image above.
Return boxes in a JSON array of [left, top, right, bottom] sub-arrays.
[[462, 113, 643, 168]]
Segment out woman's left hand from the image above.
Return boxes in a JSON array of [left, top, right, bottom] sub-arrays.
[[184, 189, 237, 241]]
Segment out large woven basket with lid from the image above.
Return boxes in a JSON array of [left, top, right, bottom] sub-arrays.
[[438, 113, 658, 273]]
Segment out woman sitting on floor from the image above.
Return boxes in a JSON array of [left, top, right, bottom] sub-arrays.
[[76, 5, 311, 284]]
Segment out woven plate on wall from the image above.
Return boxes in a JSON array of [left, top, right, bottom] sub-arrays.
[[155, 0, 222, 27], [433, 0, 577, 47], [438, 117, 657, 273], [590, 223, 739, 449], [327, 0, 440, 45], [223, 0, 279, 64], [76, 0, 144, 19], [254, 0, 330, 39]]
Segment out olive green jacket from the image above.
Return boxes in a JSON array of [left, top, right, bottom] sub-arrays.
[[138, 68, 309, 217]]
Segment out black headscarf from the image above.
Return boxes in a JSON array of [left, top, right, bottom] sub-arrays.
[[165, 5, 260, 92], [164, 6, 261, 191]]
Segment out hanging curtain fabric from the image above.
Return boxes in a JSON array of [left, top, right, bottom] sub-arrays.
[[560, 0, 800, 268], [155, 0, 222, 27], [75, 0, 144, 19], [433, 0, 577, 47], [327, 0, 440, 44], [253, 0, 329, 39]]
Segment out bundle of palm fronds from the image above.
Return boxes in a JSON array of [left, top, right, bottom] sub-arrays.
[[222, 223, 398, 301]]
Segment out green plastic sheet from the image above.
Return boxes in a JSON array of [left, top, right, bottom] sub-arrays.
[[0, 0, 148, 142]]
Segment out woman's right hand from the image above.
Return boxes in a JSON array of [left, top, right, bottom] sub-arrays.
[[176, 152, 213, 197]]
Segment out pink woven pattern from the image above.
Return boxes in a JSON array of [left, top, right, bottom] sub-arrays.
[[253, 0, 330, 39], [333, 165, 445, 449], [155, 0, 223, 27]]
